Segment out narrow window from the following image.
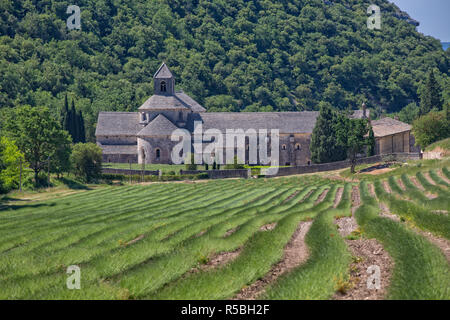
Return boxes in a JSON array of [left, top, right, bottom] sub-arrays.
[[156, 149, 161, 159], [295, 143, 301, 150], [160, 81, 167, 92], [282, 144, 287, 150]]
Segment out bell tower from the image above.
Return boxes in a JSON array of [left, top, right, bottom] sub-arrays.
[[153, 62, 175, 95]]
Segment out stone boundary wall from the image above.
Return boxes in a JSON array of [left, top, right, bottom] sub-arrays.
[[423, 151, 445, 160], [180, 169, 250, 179], [270, 153, 421, 177], [102, 153, 420, 179], [102, 168, 159, 176]]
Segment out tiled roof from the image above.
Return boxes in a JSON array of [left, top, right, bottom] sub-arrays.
[[371, 117, 412, 137], [138, 94, 189, 110], [188, 112, 319, 134], [175, 91, 206, 112], [153, 62, 173, 79], [95, 112, 141, 136], [137, 114, 179, 136]]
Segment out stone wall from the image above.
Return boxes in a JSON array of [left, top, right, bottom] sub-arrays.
[[97, 135, 137, 145], [102, 168, 159, 176], [180, 169, 250, 179], [103, 154, 138, 164], [138, 136, 179, 164], [270, 153, 421, 177]]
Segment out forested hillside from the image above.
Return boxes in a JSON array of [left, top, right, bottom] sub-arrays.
[[1, 0, 449, 141]]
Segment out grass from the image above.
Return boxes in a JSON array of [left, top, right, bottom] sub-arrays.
[[263, 184, 353, 300], [0, 160, 449, 300], [424, 138, 450, 152], [103, 163, 206, 173], [374, 180, 450, 239], [355, 181, 450, 299]]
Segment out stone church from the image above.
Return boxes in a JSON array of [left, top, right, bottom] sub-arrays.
[[95, 63, 416, 166]]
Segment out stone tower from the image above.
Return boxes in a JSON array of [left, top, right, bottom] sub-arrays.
[[153, 62, 175, 95]]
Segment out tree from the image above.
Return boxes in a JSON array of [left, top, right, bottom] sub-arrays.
[[0, 137, 26, 193], [70, 143, 103, 182], [2, 106, 72, 184], [310, 104, 347, 164], [61, 94, 69, 127], [347, 119, 370, 174], [419, 70, 443, 116], [71, 99, 79, 143], [412, 111, 450, 149], [367, 126, 376, 156], [50, 130, 72, 178], [397, 102, 420, 124], [78, 110, 86, 143]]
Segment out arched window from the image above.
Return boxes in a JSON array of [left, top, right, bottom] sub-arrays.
[[156, 149, 161, 159], [282, 144, 287, 151], [295, 143, 301, 150], [160, 81, 167, 92]]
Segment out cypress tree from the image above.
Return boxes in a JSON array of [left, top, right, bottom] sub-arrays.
[[61, 94, 69, 128], [310, 104, 347, 163], [79, 110, 86, 143], [71, 99, 79, 143], [419, 70, 443, 116], [367, 126, 376, 156]]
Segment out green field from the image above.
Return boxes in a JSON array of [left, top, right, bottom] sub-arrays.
[[0, 161, 449, 300]]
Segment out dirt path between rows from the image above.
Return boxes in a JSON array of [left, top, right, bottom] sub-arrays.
[[190, 248, 242, 274], [423, 172, 437, 186], [410, 176, 425, 191], [282, 190, 301, 204], [397, 179, 406, 191], [437, 169, 450, 185], [382, 181, 392, 194], [315, 189, 330, 205], [233, 221, 312, 300], [377, 201, 450, 263], [260, 223, 277, 231], [334, 186, 393, 300], [333, 187, 344, 208]]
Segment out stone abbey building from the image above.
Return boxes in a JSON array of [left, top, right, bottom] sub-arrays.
[[95, 63, 416, 165]]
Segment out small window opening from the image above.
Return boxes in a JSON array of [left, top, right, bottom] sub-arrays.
[[160, 81, 167, 92]]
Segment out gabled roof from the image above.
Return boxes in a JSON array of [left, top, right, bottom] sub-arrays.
[[175, 91, 206, 112], [350, 109, 371, 119], [371, 117, 412, 137], [154, 62, 173, 79], [95, 112, 141, 136], [138, 95, 189, 111], [137, 114, 179, 137], [188, 112, 319, 134]]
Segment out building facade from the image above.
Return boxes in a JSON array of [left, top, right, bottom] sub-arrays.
[[95, 63, 319, 166], [95, 63, 418, 165]]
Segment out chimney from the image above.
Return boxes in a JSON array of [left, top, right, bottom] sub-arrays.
[[362, 102, 367, 119]]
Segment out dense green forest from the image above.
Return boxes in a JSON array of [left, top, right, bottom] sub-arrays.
[[0, 0, 449, 141]]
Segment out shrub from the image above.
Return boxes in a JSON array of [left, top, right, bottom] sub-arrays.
[[185, 153, 197, 170], [70, 143, 102, 182], [225, 156, 245, 169], [196, 173, 209, 180], [412, 111, 450, 148]]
